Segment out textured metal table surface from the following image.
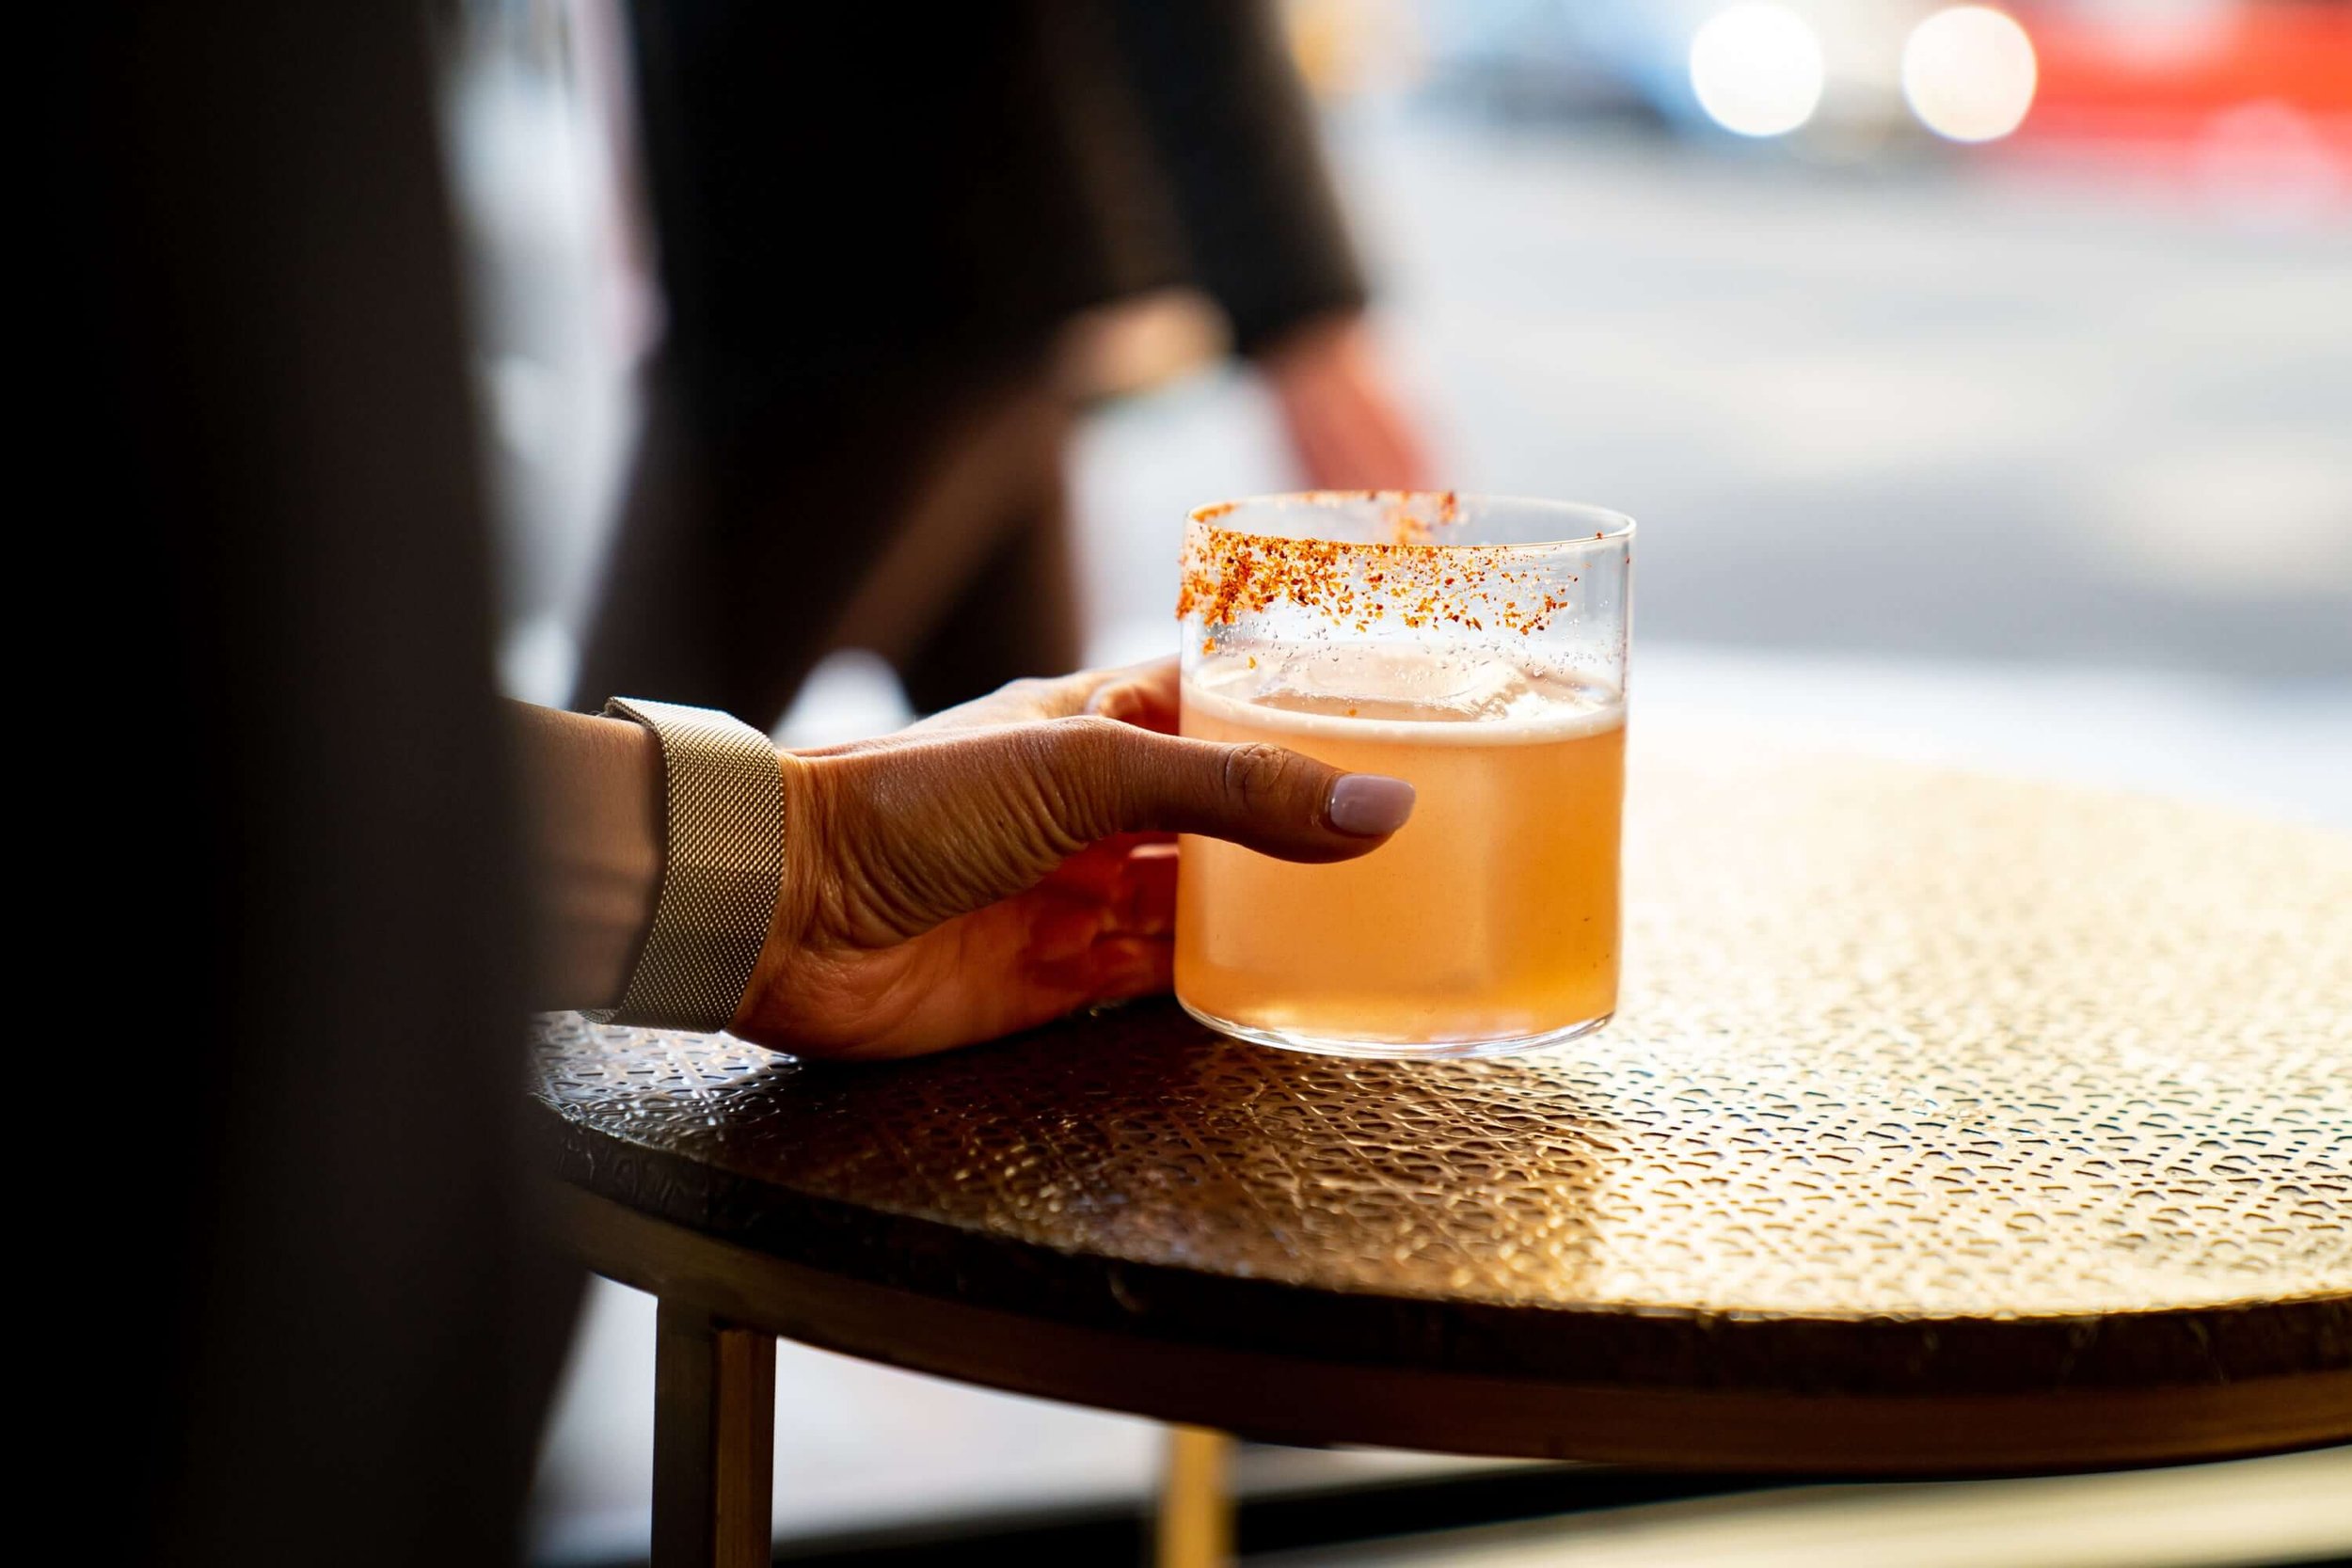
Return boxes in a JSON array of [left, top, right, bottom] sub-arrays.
[[532, 738, 2352, 1406]]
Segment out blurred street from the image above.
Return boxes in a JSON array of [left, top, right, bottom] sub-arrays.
[[1077, 112, 2352, 677]]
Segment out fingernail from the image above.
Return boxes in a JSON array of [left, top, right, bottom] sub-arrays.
[[1327, 773, 1416, 836]]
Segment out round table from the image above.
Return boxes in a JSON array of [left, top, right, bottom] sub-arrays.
[[532, 739, 2352, 1567]]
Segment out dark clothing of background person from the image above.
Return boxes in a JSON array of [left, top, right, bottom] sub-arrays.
[[573, 0, 1372, 727], [56, 8, 571, 1564]]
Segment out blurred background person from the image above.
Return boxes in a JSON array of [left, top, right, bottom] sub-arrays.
[[570, 0, 1432, 730]]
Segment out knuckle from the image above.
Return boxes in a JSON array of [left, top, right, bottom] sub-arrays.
[[1219, 742, 1299, 811], [1025, 716, 1130, 841], [1054, 713, 1132, 753], [1084, 681, 1138, 721], [1003, 673, 1092, 716]]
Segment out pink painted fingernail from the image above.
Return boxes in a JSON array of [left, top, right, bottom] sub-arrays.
[[1327, 774, 1415, 836]]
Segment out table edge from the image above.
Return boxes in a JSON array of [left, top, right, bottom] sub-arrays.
[[534, 1101, 2352, 1402], [553, 1185, 2352, 1475]]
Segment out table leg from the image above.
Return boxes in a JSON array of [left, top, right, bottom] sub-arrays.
[[653, 1300, 776, 1568], [1156, 1425, 1235, 1568]]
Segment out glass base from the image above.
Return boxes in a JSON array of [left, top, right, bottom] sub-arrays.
[[1176, 999, 1615, 1061]]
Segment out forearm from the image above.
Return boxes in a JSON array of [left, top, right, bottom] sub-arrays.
[[508, 701, 663, 1012]]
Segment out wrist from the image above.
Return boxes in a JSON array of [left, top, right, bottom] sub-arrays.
[[589, 700, 788, 1032]]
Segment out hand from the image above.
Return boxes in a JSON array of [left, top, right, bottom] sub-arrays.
[[730, 660, 1415, 1060], [1258, 311, 1434, 492]]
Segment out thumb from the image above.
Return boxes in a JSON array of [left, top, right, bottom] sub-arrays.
[[1066, 719, 1416, 864], [804, 718, 1418, 946]]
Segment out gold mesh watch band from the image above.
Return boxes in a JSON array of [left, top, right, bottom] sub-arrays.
[[581, 698, 785, 1033]]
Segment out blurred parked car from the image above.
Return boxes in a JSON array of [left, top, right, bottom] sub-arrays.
[[1412, 0, 2350, 185]]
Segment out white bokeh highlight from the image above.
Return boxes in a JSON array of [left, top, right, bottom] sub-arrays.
[[1690, 4, 1828, 139], [1903, 7, 2039, 143]]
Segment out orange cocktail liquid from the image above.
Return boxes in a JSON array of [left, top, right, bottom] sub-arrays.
[[1176, 652, 1625, 1048]]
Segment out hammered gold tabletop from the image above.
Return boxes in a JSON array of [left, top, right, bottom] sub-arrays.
[[533, 736, 2352, 1472]]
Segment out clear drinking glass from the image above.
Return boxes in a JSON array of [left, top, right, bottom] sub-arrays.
[[1175, 492, 1633, 1059]]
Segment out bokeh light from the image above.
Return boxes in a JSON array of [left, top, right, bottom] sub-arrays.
[[1903, 7, 2039, 143], [1690, 4, 1828, 139]]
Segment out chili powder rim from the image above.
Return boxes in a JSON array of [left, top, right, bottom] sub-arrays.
[[1180, 492, 1635, 638], [1188, 491, 1635, 548]]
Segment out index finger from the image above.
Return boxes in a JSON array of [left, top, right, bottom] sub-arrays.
[[1081, 657, 1180, 734], [904, 658, 1177, 736]]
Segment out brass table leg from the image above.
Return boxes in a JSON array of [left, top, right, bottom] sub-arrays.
[[1157, 1425, 1236, 1568], [654, 1301, 776, 1568]]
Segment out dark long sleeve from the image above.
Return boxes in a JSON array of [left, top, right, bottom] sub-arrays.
[[1105, 0, 1371, 356], [626, 0, 1368, 404], [628, 0, 1182, 412]]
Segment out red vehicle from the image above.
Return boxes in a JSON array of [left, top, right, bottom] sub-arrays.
[[2010, 0, 2352, 175]]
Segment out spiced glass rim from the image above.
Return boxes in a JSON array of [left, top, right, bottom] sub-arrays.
[[1186, 490, 1636, 549]]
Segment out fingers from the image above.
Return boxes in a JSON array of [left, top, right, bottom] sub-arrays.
[[1082, 658, 1179, 733], [898, 673, 1088, 735], [906, 659, 1176, 735], [1082, 936, 1172, 1003], [1025, 934, 1171, 1007], [1041, 837, 1177, 934], [1044, 720, 1415, 863], [1010, 844, 1175, 1008]]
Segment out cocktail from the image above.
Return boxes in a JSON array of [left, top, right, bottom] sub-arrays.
[[1175, 492, 1633, 1059]]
